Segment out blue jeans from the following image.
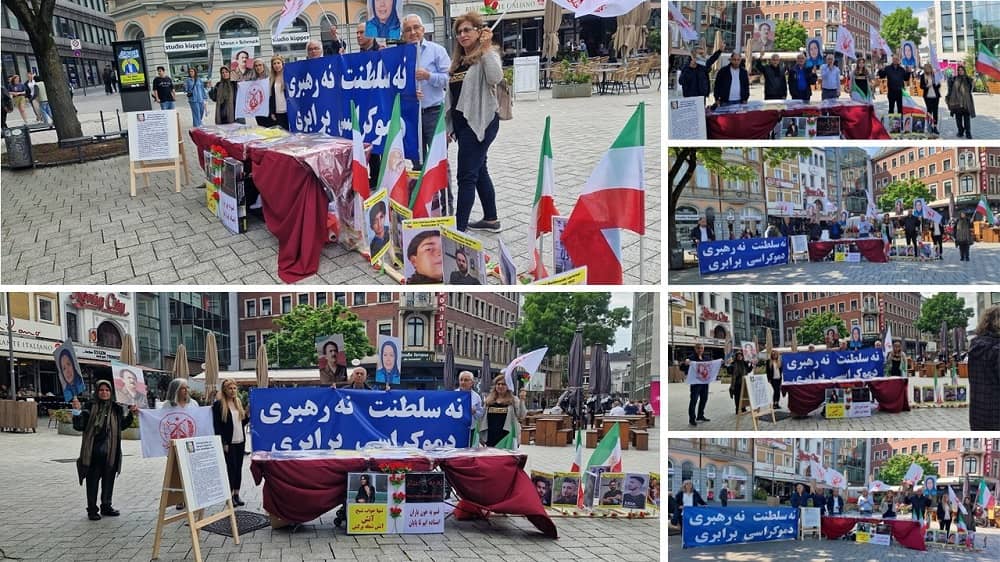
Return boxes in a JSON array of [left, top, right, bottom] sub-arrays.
[[160, 100, 175, 110], [39, 101, 52, 124], [189, 101, 204, 127], [453, 112, 499, 231]]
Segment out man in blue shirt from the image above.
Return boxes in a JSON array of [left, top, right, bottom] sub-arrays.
[[403, 14, 453, 214]]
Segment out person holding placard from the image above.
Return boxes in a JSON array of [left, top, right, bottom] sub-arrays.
[[212, 379, 249, 507], [684, 343, 712, 426], [71, 380, 137, 520], [478, 374, 525, 446], [754, 49, 787, 100], [342, 366, 376, 390]]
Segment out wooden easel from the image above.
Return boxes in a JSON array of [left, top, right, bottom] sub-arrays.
[[735, 377, 777, 430], [129, 112, 190, 196], [151, 443, 239, 562]]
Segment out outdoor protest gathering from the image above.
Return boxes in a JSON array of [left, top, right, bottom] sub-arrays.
[[0, 291, 660, 560], [667, 1, 1000, 140]]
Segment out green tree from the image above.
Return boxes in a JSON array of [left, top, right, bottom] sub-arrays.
[[506, 293, 630, 357], [796, 311, 847, 345], [879, 453, 938, 486], [915, 293, 974, 337], [2, 0, 84, 140], [877, 179, 934, 212], [265, 304, 374, 368], [668, 147, 812, 268], [880, 8, 926, 51], [773, 20, 808, 52]]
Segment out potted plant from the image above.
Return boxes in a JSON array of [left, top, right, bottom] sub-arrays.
[[122, 411, 140, 440], [51, 409, 82, 436], [553, 59, 593, 98]]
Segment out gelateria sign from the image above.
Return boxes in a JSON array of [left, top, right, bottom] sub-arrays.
[[450, 0, 545, 15], [69, 292, 129, 316]]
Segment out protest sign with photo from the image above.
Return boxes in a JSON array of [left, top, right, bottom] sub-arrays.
[[375, 335, 401, 385], [622, 473, 649, 510], [402, 217, 455, 284], [364, 190, 391, 265], [531, 470, 554, 506], [441, 228, 486, 285], [389, 198, 412, 268], [54, 340, 86, 402], [534, 266, 588, 285], [552, 472, 581, 507], [111, 360, 148, 408], [551, 216, 574, 274], [347, 472, 389, 533], [598, 472, 624, 508]]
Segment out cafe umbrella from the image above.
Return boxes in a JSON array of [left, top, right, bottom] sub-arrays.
[[567, 328, 585, 429], [256, 343, 269, 389], [204, 333, 219, 403], [119, 334, 136, 365], [443, 344, 455, 390], [479, 352, 490, 397], [172, 344, 189, 380]]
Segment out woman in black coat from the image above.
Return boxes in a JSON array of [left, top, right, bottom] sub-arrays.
[[727, 350, 751, 414], [919, 64, 942, 134], [672, 480, 707, 528], [213, 378, 250, 506], [969, 306, 1000, 430], [71, 379, 137, 520]]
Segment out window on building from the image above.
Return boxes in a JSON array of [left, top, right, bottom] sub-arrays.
[[378, 292, 392, 303], [281, 295, 292, 314], [36, 296, 54, 322], [943, 159, 951, 171], [406, 316, 425, 347], [378, 322, 392, 336], [298, 294, 309, 306], [245, 300, 257, 317], [933, 441, 940, 453], [947, 460, 955, 476], [353, 293, 366, 306], [261, 297, 272, 316], [66, 311, 79, 342], [335, 292, 346, 305], [247, 334, 257, 359], [96, 321, 122, 348], [316, 293, 327, 307]]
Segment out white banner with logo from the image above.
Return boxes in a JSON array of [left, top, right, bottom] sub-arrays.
[[139, 406, 215, 458]]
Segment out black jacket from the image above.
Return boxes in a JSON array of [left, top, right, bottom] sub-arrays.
[[690, 224, 716, 246], [678, 50, 722, 98], [713, 64, 750, 104], [755, 59, 788, 99], [673, 489, 707, 509], [212, 400, 249, 446], [73, 400, 134, 483], [903, 214, 920, 235], [827, 494, 846, 515], [969, 333, 1000, 430], [787, 65, 817, 101], [878, 64, 912, 93], [919, 74, 942, 99]]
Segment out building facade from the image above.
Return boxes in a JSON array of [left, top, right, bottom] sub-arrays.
[[731, 292, 781, 347], [668, 438, 754, 502], [928, 1, 975, 63], [1, 292, 67, 398], [742, 1, 880, 56], [781, 292, 922, 351], [2, 0, 117, 87], [628, 292, 658, 400], [871, 438, 996, 495]]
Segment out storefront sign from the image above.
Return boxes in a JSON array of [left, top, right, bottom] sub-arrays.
[[0, 316, 62, 340], [69, 292, 130, 316], [75, 345, 122, 363], [700, 307, 729, 323], [164, 40, 209, 53], [402, 351, 434, 362], [985, 438, 993, 477], [0, 334, 60, 355], [272, 32, 311, 45], [449, 0, 545, 15], [434, 292, 446, 346], [980, 148, 988, 193], [218, 36, 261, 49]]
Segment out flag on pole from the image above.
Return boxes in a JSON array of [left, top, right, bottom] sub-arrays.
[[835, 26, 856, 59], [870, 25, 891, 59], [587, 422, 623, 472], [502, 347, 549, 391], [375, 94, 409, 206], [928, 43, 944, 82], [977, 480, 996, 510], [561, 103, 645, 284], [949, 486, 968, 515], [570, 428, 583, 472], [883, 325, 893, 352], [529, 116, 560, 279], [923, 205, 943, 225], [409, 102, 447, 218], [273, 0, 318, 41], [976, 43, 1000, 81], [976, 195, 996, 223], [824, 467, 848, 489], [668, 2, 701, 42], [903, 462, 924, 485], [350, 101, 370, 199], [868, 480, 889, 492]]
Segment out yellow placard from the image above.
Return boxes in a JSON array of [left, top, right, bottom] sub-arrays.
[[206, 181, 218, 215], [403, 216, 456, 229], [535, 266, 588, 285], [825, 403, 846, 419], [441, 227, 484, 251], [855, 531, 871, 543], [389, 198, 413, 220], [347, 504, 388, 534]]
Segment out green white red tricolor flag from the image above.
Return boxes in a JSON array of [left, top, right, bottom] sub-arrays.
[[376, 94, 409, 206], [901, 89, 927, 116], [561, 103, 645, 284], [529, 116, 559, 279], [978, 480, 996, 510], [571, 428, 585, 508], [976, 195, 995, 223], [977, 43, 1000, 81], [351, 100, 370, 199], [587, 421, 623, 472], [409, 102, 447, 218]]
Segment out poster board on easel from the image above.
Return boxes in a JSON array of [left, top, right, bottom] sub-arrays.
[[151, 435, 239, 562], [799, 507, 821, 539], [735, 374, 777, 430], [127, 109, 189, 196]]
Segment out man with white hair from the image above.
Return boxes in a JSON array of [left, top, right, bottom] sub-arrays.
[[402, 13, 454, 213], [356, 22, 381, 52], [306, 40, 324, 59], [457, 370, 484, 423]]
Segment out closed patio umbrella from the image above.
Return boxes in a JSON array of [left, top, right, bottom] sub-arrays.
[[766, 328, 774, 359], [567, 328, 584, 427], [173, 344, 189, 380], [479, 352, 490, 396], [256, 344, 269, 389], [589, 343, 604, 395], [542, 0, 562, 60], [119, 334, 136, 365], [204, 333, 219, 403], [443, 344, 455, 390]]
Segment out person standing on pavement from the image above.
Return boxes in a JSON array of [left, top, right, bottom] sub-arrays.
[[937, 496, 953, 533], [184, 67, 208, 128], [689, 216, 715, 250], [726, 349, 750, 414], [947, 64, 976, 139], [765, 350, 782, 409], [878, 55, 911, 114], [678, 44, 723, 99], [919, 63, 942, 134], [356, 23, 382, 53], [684, 343, 712, 426], [903, 210, 921, 258], [754, 50, 787, 100], [71, 380, 137, 521], [1, 85, 11, 131], [791, 483, 809, 508], [212, 379, 248, 507], [457, 370, 484, 427], [151, 66, 176, 110], [931, 218, 944, 259], [885, 340, 909, 377], [268, 56, 289, 130], [209, 67, 238, 125], [969, 305, 1000, 431], [32, 77, 51, 125], [25, 71, 41, 122], [719, 485, 729, 508], [672, 480, 706, 528], [102, 66, 114, 95], [954, 211, 973, 262], [819, 54, 841, 100], [478, 374, 525, 446], [7, 75, 31, 124], [712, 51, 749, 107], [787, 53, 816, 102]]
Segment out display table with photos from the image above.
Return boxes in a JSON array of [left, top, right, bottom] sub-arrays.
[[808, 238, 889, 263], [189, 126, 356, 283], [705, 100, 891, 140], [782, 377, 910, 417], [821, 515, 926, 551], [249, 448, 557, 538]]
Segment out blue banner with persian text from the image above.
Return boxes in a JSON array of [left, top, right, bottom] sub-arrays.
[[682, 506, 799, 548], [283, 43, 419, 159], [697, 237, 789, 275], [781, 349, 885, 383], [249, 388, 472, 452]]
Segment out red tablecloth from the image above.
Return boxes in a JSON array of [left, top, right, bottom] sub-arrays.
[[808, 239, 888, 263], [783, 378, 910, 417], [707, 103, 890, 139], [821, 515, 926, 551], [250, 451, 557, 538]]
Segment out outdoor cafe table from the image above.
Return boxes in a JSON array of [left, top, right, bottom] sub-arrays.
[[808, 238, 889, 263], [782, 377, 910, 418], [821, 515, 926, 551], [534, 416, 568, 446], [706, 100, 891, 140], [250, 448, 557, 538]]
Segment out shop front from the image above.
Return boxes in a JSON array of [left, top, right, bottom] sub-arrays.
[[163, 21, 210, 84], [272, 17, 310, 63], [63, 291, 136, 385]]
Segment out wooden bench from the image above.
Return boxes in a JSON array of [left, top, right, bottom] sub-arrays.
[[630, 429, 649, 451], [557, 428, 574, 445], [520, 426, 536, 445], [586, 429, 600, 448]]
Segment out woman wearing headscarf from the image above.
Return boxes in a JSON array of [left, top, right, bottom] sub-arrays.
[[268, 55, 289, 130], [954, 211, 973, 262], [183, 67, 209, 128], [477, 374, 525, 446], [447, 11, 503, 233], [726, 349, 751, 414], [919, 63, 941, 134], [71, 380, 137, 520], [946, 64, 975, 139], [969, 305, 1000, 430], [212, 378, 249, 506], [208, 66, 238, 125]]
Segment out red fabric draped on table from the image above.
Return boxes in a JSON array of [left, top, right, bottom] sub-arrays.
[[706, 103, 890, 139], [808, 239, 888, 263], [821, 516, 926, 551], [783, 378, 910, 417]]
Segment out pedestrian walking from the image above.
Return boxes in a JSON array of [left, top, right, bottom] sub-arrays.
[[719, 485, 729, 508], [947, 64, 976, 139], [954, 211, 973, 262], [103, 66, 114, 95], [6, 75, 31, 124], [679, 44, 723, 99], [32, 77, 51, 125], [684, 343, 711, 426], [878, 55, 911, 114], [209, 66, 238, 125], [969, 305, 999, 431], [151, 66, 176, 110], [753, 49, 787, 100], [25, 71, 41, 122], [212, 378, 249, 507], [183, 67, 208, 128], [919, 63, 941, 134]]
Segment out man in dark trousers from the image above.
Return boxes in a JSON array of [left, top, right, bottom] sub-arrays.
[[713, 51, 749, 106], [754, 49, 787, 100], [903, 210, 921, 258], [878, 54, 912, 114], [787, 53, 817, 102], [719, 486, 729, 507], [683, 343, 712, 426], [678, 44, 724, 99]]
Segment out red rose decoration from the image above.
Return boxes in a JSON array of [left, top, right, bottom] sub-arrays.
[[389, 506, 402, 518]]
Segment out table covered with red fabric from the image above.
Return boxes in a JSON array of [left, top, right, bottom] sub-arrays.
[[706, 101, 890, 140], [821, 515, 926, 550], [250, 449, 557, 538], [783, 377, 910, 417], [808, 239, 888, 263]]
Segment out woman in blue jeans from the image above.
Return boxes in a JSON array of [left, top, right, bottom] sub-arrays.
[[184, 67, 208, 128], [447, 11, 502, 233]]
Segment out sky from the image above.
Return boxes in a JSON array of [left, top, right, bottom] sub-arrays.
[[877, 2, 931, 28], [610, 293, 634, 352]]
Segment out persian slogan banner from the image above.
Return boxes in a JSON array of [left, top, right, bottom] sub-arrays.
[[781, 349, 885, 383], [249, 387, 473, 452], [697, 237, 789, 275], [682, 506, 799, 548], [283, 44, 419, 160]]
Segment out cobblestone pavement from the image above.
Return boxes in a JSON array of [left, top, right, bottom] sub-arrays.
[[666, 376, 970, 431], [0, 418, 660, 561], [669, 242, 1000, 285], [1, 86, 660, 285]]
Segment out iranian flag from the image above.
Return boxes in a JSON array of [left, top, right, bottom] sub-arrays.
[[529, 116, 559, 279], [570, 428, 585, 508], [976, 196, 995, 223], [977, 43, 1000, 81], [350, 101, 370, 199], [409, 102, 447, 218], [495, 415, 518, 450], [587, 422, 623, 472], [850, 75, 871, 103], [901, 89, 927, 115], [376, 94, 409, 206], [978, 480, 996, 510], [561, 103, 645, 284]]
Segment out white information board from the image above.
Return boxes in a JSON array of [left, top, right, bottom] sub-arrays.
[[513, 56, 540, 100], [127, 110, 179, 162], [667, 97, 707, 140], [790, 235, 809, 254], [800, 507, 821, 529], [746, 374, 772, 410], [174, 435, 230, 511]]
